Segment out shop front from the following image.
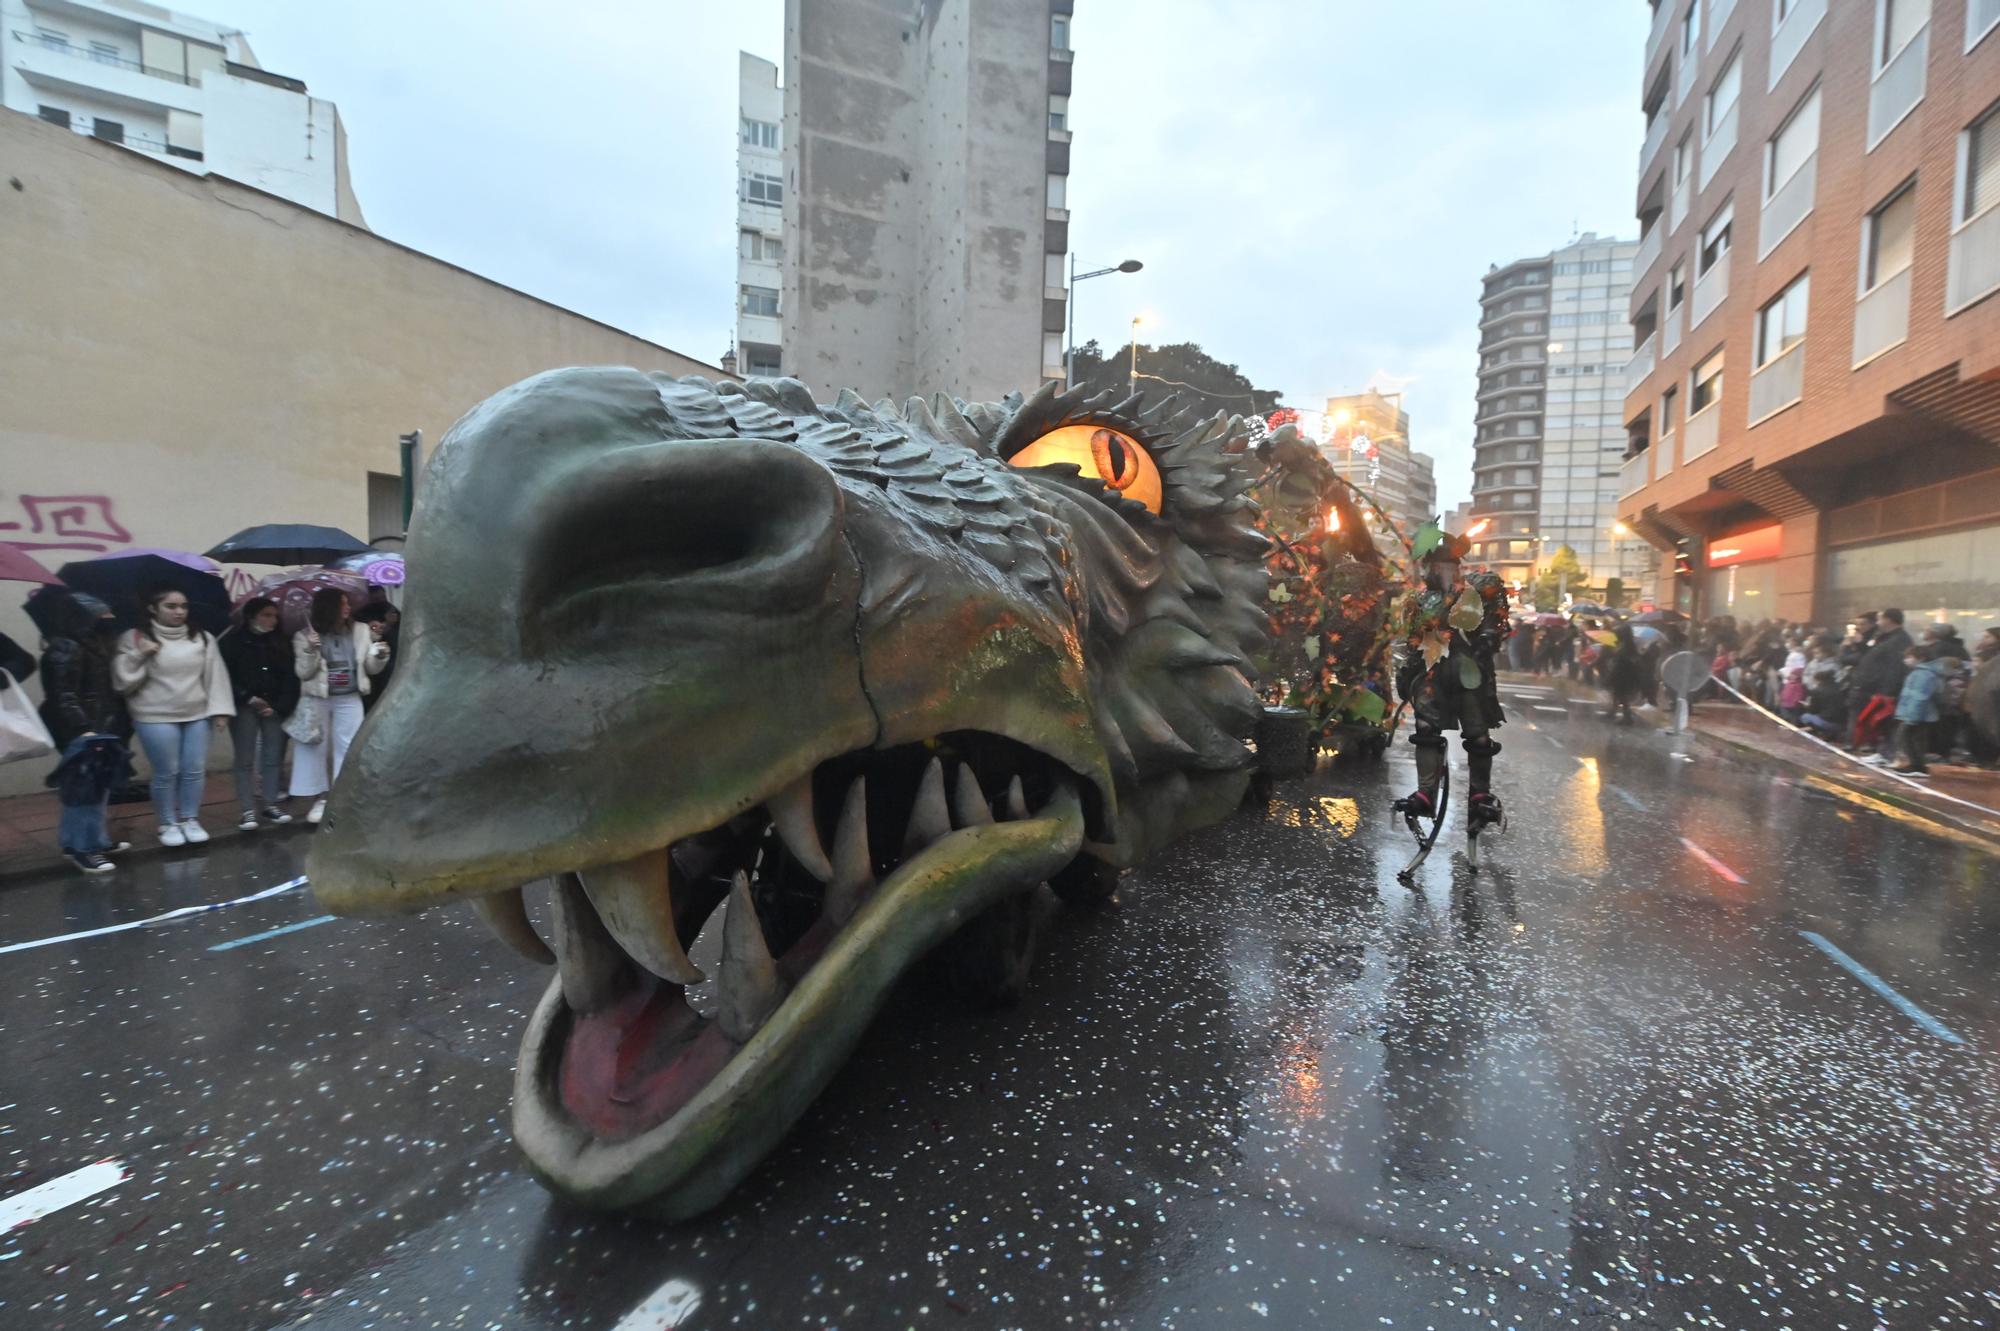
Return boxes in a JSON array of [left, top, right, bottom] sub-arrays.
[[1819, 469, 2000, 635], [1702, 523, 1781, 620]]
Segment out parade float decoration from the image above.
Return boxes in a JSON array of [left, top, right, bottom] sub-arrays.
[[309, 368, 1299, 1218]]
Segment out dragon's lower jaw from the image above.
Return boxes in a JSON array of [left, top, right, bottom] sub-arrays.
[[494, 747, 1085, 1219]]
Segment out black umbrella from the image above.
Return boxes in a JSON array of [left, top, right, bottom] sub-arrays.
[[207, 523, 371, 566], [57, 553, 232, 635], [1630, 608, 1689, 625]]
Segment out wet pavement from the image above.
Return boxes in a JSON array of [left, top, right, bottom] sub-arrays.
[[2, 682, 1998, 1330]]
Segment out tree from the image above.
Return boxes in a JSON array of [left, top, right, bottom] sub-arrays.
[[1530, 545, 1589, 609], [1069, 339, 1283, 418]]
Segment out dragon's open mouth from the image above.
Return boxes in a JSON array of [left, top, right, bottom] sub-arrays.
[[476, 734, 1087, 1216]]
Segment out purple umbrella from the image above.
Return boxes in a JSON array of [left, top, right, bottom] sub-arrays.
[[96, 547, 222, 573], [244, 568, 373, 636], [329, 550, 406, 587]]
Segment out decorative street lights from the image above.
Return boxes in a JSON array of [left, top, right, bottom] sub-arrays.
[[1065, 256, 1143, 388], [1129, 314, 1144, 392]]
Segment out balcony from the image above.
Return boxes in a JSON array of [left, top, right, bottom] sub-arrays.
[[1640, 109, 1670, 175], [1683, 403, 1720, 461], [1868, 22, 1928, 149], [1663, 298, 1684, 356], [1645, 0, 1676, 73], [1769, 0, 1825, 90], [1623, 332, 1659, 399], [1853, 267, 1911, 365], [1947, 201, 2000, 314], [1669, 168, 1690, 235], [1759, 153, 1816, 258], [1698, 103, 1737, 190], [1634, 219, 1664, 279], [10, 31, 203, 114], [1620, 449, 1651, 498], [1748, 342, 1804, 424], [1690, 251, 1729, 332], [1656, 430, 1676, 481], [1676, 43, 1699, 108], [10, 30, 192, 84]]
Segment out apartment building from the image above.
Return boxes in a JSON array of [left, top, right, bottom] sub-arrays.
[[1321, 390, 1439, 537], [0, 0, 362, 223], [1618, 0, 2000, 628], [781, 0, 1073, 402], [735, 52, 784, 379], [1469, 235, 1643, 593]]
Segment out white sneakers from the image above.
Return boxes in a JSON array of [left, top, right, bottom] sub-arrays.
[[159, 823, 186, 848], [240, 810, 260, 832], [308, 799, 327, 825], [179, 820, 209, 844]]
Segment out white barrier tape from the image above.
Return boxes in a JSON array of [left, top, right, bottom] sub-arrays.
[[1705, 678, 2000, 821], [0, 876, 310, 956]]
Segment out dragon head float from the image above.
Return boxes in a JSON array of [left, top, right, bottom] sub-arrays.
[[307, 367, 1274, 1218]]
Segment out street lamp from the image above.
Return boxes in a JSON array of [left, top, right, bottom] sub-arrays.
[[1065, 257, 1143, 387], [1129, 313, 1144, 392]]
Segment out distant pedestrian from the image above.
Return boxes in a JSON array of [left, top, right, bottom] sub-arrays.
[[1891, 646, 1953, 777], [30, 589, 131, 874], [1605, 624, 1644, 725], [114, 584, 235, 847], [288, 588, 390, 824], [352, 603, 399, 712], [220, 597, 299, 831], [1968, 628, 2000, 768], [1851, 608, 1911, 762]]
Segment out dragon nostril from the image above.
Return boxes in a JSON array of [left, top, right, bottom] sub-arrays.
[[526, 441, 843, 621]]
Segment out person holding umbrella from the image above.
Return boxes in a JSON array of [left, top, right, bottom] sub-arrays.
[[114, 584, 235, 846], [220, 596, 299, 831], [288, 587, 390, 824], [30, 588, 132, 873]]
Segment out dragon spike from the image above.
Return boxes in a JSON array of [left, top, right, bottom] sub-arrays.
[[552, 873, 630, 1014], [903, 756, 952, 854], [717, 872, 784, 1042], [903, 395, 943, 438], [580, 850, 706, 985], [1003, 775, 1029, 821], [823, 777, 873, 925], [932, 394, 983, 449], [770, 377, 819, 416], [872, 396, 903, 422], [768, 772, 833, 881], [951, 764, 994, 827], [470, 886, 554, 965]]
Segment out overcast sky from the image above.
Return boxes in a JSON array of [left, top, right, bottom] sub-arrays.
[[220, 1, 1648, 512]]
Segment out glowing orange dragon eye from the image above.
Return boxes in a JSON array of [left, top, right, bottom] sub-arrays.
[[1006, 424, 1164, 514]]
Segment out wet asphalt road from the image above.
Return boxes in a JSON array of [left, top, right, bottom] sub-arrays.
[[2, 684, 1998, 1331]]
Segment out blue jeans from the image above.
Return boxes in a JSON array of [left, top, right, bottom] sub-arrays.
[[58, 794, 111, 854], [134, 719, 211, 826]]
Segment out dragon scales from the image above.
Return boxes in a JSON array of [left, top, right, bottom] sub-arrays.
[[308, 368, 1282, 1218]]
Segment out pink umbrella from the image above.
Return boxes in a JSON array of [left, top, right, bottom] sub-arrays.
[[0, 541, 61, 585], [243, 568, 373, 635], [329, 550, 406, 587]]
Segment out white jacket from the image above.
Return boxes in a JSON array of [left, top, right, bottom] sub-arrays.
[[293, 624, 391, 700], [113, 623, 235, 724]]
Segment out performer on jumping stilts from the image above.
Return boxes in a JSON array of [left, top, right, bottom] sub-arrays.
[[1394, 520, 1511, 832]]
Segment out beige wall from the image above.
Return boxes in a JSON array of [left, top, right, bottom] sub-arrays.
[[0, 113, 719, 796]]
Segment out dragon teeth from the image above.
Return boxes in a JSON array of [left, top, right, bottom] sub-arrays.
[[823, 776, 873, 926], [1003, 775, 1028, 821], [951, 764, 993, 827], [469, 885, 554, 965], [902, 756, 951, 855], [552, 872, 630, 1014], [768, 773, 833, 882], [579, 849, 706, 985], [717, 872, 784, 1041]]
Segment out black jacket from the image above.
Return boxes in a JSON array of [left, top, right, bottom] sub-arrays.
[[0, 631, 33, 688], [1852, 626, 1913, 700], [220, 626, 301, 717], [38, 636, 125, 747]]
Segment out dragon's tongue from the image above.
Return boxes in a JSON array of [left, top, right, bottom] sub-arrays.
[[562, 982, 734, 1138]]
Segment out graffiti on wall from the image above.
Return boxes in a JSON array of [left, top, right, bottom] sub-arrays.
[[2, 493, 259, 597]]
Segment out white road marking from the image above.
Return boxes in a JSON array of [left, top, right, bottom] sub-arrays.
[[1800, 931, 1966, 1045], [614, 1277, 703, 1330], [1680, 836, 1746, 885], [0, 877, 309, 956], [1, 1159, 127, 1233], [1533, 705, 1569, 714]]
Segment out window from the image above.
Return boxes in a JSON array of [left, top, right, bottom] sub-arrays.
[[740, 118, 779, 150], [1047, 174, 1067, 209], [746, 345, 782, 377], [1777, 0, 1801, 19], [89, 40, 119, 65], [1045, 252, 1065, 288], [1691, 350, 1725, 413], [1965, 102, 2000, 221], [1669, 259, 1688, 308], [1881, 0, 1930, 66], [743, 172, 782, 205], [1509, 492, 1534, 509], [1661, 384, 1680, 432], [36, 105, 71, 129], [1700, 201, 1734, 273], [1049, 95, 1068, 132], [1511, 468, 1536, 485], [1866, 183, 1917, 287], [34, 27, 66, 50], [1757, 272, 1810, 364], [1706, 49, 1742, 137], [740, 230, 782, 262], [740, 284, 779, 317], [1767, 87, 1821, 196], [1675, 130, 1695, 185], [1051, 14, 1070, 49], [92, 118, 124, 145], [1682, 3, 1701, 55]]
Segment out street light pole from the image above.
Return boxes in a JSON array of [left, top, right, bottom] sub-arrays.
[[1129, 315, 1141, 393], [1062, 258, 1143, 388]]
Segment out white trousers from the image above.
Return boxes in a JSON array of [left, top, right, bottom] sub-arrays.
[[288, 693, 365, 798]]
